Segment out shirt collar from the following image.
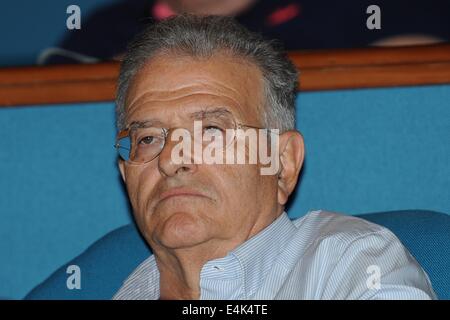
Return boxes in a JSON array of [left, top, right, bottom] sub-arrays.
[[199, 211, 297, 298]]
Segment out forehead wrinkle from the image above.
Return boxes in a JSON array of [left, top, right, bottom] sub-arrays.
[[126, 79, 246, 111], [127, 51, 263, 104], [126, 90, 245, 124], [126, 106, 234, 129], [125, 57, 264, 126], [126, 100, 237, 127]]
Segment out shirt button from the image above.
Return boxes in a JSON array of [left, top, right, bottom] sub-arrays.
[[213, 266, 224, 271]]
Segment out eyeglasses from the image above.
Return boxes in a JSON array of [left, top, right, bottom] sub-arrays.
[[114, 116, 273, 165]]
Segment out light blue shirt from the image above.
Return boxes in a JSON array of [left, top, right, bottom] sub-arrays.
[[113, 210, 436, 299]]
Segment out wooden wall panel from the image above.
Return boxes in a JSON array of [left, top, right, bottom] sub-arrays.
[[0, 44, 449, 107]]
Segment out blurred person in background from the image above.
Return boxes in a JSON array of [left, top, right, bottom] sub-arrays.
[[40, 0, 450, 64]]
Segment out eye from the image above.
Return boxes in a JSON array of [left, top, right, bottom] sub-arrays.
[[203, 125, 224, 135], [138, 136, 156, 145]]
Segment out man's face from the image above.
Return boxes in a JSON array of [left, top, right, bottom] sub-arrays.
[[119, 53, 280, 251]]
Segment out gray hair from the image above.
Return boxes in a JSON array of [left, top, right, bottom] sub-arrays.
[[116, 14, 298, 132]]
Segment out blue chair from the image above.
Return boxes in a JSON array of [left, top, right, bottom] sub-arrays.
[[25, 209, 450, 300]]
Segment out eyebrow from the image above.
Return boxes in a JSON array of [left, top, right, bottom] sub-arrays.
[[189, 107, 233, 120], [127, 119, 163, 130], [127, 107, 233, 129]]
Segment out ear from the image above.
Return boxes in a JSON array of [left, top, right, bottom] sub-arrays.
[[118, 159, 127, 183], [277, 131, 304, 206]]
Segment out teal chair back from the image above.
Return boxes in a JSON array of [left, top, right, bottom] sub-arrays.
[[25, 210, 450, 300]]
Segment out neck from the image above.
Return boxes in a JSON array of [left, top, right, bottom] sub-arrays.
[[152, 207, 285, 299], [154, 239, 238, 299]]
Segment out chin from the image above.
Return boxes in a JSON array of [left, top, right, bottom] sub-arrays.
[[154, 210, 210, 249]]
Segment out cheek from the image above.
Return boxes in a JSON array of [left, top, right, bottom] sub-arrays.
[[125, 165, 159, 216], [212, 164, 261, 208], [229, 165, 277, 214]]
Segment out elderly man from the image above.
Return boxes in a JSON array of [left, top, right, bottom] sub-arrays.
[[112, 15, 435, 300]]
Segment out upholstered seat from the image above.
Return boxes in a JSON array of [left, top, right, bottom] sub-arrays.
[[25, 210, 450, 300]]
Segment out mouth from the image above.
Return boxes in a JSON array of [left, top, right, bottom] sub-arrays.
[[159, 187, 208, 202]]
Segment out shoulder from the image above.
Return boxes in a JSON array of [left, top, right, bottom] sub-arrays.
[[290, 209, 414, 272], [277, 209, 399, 279], [291, 210, 394, 247], [288, 210, 435, 299]]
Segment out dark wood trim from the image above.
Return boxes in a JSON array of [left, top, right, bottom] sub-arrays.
[[300, 62, 450, 91], [1, 44, 449, 107], [289, 44, 450, 69]]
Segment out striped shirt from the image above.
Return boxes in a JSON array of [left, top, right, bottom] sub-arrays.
[[113, 210, 436, 299]]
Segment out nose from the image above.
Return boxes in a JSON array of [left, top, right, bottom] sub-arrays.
[[157, 128, 198, 177]]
